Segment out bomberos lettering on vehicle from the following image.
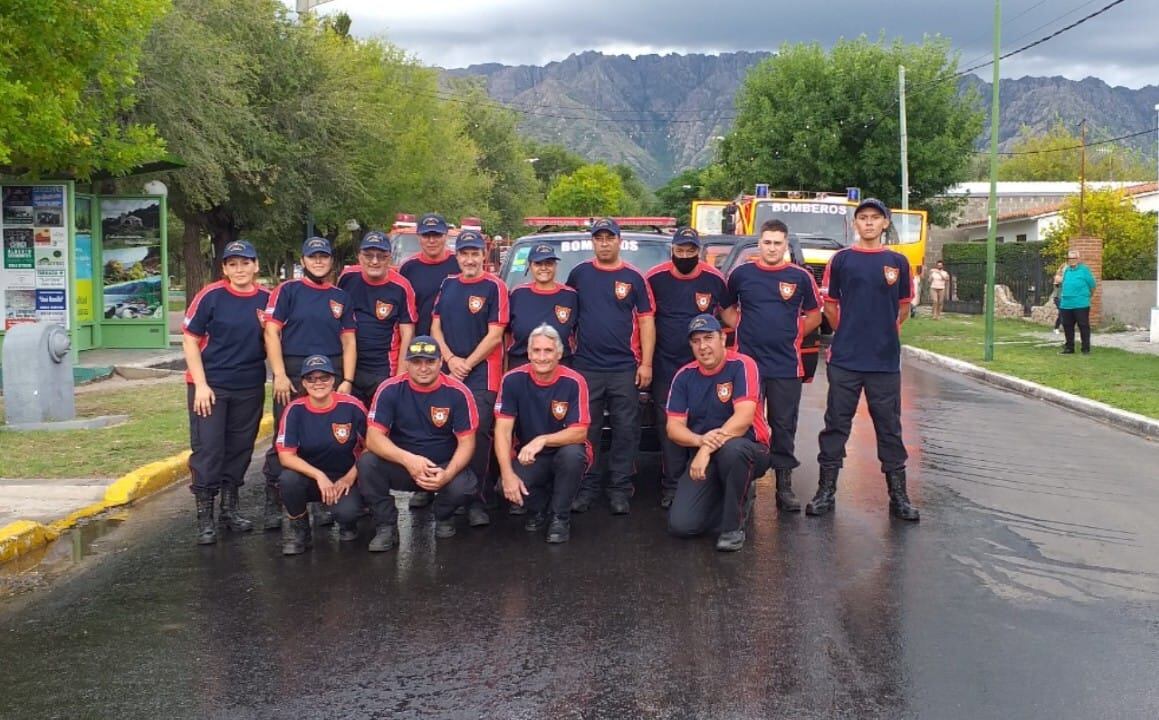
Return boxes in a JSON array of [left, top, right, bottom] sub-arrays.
[[767, 202, 848, 215]]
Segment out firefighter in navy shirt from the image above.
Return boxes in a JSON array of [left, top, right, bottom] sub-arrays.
[[666, 315, 771, 552], [721, 219, 822, 513], [431, 229, 509, 527], [566, 218, 656, 516], [274, 355, 368, 555], [645, 227, 727, 509], [182, 240, 270, 545], [356, 336, 480, 549], [261, 236, 357, 530], [809, 198, 919, 521], [495, 325, 591, 543], [506, 243, 578, 369], [338, 230, 417, 404]]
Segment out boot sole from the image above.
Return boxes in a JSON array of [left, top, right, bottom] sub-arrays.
[[805, 504, 834, 516], [196, 535, 217, 546]]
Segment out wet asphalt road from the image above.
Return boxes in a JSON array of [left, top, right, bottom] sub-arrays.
[[2, 359, 1158, 720]]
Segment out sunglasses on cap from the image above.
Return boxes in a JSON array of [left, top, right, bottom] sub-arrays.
[[409, 341, 438, 354]]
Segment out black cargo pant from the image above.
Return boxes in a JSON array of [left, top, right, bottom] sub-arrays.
[[668, 437, 769, 537], [577, 368, 640, 502], [262, 355, 342, 488], [1060, 307, 1091, 353], [187, 384, 265, 496], [512, 444, 588, 519], [763, 377, 803, 470], [468, 388, 497, 509], [278, 470, 366, 523], [652, 362, 685, 496], [356, 454, 478, 523], [817, 364, 907, 473], [351, 367, 390, 407]]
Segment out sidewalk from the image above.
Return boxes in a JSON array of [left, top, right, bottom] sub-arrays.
[[1026, 328, 1159, 356]]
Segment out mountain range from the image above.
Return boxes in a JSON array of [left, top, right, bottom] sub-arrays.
[[446, 51, 1159, 186]]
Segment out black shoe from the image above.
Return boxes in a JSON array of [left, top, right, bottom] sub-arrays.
[[310, 502, 334, 527], [467, 506, 491, 527], [715, 529, 746, 552], [409, 491, 433, 509], [609, 496, 630, 516], [218, 486, 254, 532], [1081, 348, 1090, 354], [508, 503, 528, 516], [570, 495, 594, 514], [435, 519, 457, 538], [1060, 348, 1075, 355], [659, 490, 675, 509], [885, 469, 920, 521], [367, 523, 399, 552], [194, 493, 217, 546], [774, 469, 801, 513], [263, 485, 283, 531], [337, 522, 359, 542], [806, 467, 839, 516], [281, 514, 311, 555], [524, 513, 548, 532], [546, 517, 571, 544]]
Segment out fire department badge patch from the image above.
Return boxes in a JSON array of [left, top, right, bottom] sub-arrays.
[[430, 407, 450, 428], [329, 300, 344, 319], [554, 304, 572, 323], [551, 400, 569, 421], [779, 282, 796, 300], [716, 382, 733, 403], [375, 300, 394, 320], [695, 292, 712, 311], [468, 296, 485, 313], [614, 281, 631, 300], [332, 423, 352, 443], [883, 266, 900, 285]]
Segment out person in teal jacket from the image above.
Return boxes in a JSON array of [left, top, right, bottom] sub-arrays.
[[1054, 250, 1097, 354]]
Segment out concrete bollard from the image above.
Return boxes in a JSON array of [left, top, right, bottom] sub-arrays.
[[2, 323, 75, 425]]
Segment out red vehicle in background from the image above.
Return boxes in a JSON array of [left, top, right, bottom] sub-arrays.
[[388, 213, 498, 271]]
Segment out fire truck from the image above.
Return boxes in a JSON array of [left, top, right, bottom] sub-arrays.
[[388, 214, 498, 271]]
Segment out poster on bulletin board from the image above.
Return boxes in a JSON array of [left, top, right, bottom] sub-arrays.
[[0, 184, 70, 330]]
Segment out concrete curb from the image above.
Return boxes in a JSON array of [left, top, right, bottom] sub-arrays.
[[0, 413, 275, 566], [904, 346, 1159, 440]]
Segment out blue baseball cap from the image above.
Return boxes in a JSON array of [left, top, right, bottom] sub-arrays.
[[405, 335, 441, 361], [590, 217, 620, 237], [222, 239, 257, 260], [301, 236, 333, 257], [672, 227, 701, 248], [854, 198, 891, 219], [455, 229, 486, 251], [300, 354, 336, 378], [687, 314, 723, 337], [418, 213, 448, 235], [528, 243, 561, 263], [360, 230, 391, 253]]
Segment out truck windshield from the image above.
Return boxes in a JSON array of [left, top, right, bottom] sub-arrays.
[[752, 201, 852, 245]]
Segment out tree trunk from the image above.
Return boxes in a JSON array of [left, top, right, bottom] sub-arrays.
[[182, 219, 207, 305]]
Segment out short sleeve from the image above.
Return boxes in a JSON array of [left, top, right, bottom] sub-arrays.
[[183, 287, 213, 337], [276, 405, 300, 452], [563, 378, 586, 426], [565, 265, 580, 289], [352, 404, 368, 444], [732, 356, 760, 403], [338, 290, 356, 331], [821, 255, 841, 303], [497, 374, 519, 418], [432, 277, 450, 319], [488, 278, 509, 325], [800, 269, 821, 312], [269, 283, 293, 324], [398, 279, 417, 324], [452, 386, 479, 436], [722, 269, 740, 309], [666, 369, 690, 416], [368, 385, 395, 432], [633, 271, 654, 314], [896, 255, 913, 303]]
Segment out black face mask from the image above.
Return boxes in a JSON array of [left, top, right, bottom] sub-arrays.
[[302, 265, 330, 285], [672, 254, 699, 275]]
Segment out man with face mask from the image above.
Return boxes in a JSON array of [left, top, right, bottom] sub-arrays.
[[644, 227, 727, 508]]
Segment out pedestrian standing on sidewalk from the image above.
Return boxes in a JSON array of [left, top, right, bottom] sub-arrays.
[[927, 260, 950, 320], [720, 219, 822, 514], [275, 355, 368, 555], [261, 237, 357, 531], [182, 240, 270, 545], [1055, 250, 1097, 355], [809, 198, 920, 521]]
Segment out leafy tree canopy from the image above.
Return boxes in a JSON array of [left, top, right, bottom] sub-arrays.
[[998, 122, 1153, 182], [1042, 188, 1157, 281], [546, 164, 626, 217]]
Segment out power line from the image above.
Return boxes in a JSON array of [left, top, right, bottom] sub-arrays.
[[972, 127, 1155, 156]]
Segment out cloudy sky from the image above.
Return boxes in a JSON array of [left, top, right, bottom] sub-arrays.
[[289, 0, 1157, 89]]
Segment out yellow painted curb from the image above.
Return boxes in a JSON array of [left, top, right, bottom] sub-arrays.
[[0, 413, 275, 567]]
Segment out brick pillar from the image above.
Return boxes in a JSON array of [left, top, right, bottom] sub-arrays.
[[1069, 236, 1103, 325]]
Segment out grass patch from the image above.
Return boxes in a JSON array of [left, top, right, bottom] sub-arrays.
[[0, 381, 192, 479], [902, 315, 1159, 419]]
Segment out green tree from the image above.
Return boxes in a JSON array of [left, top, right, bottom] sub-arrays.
[[1042, 188, 1157, 280], [612, 164, 653, 215], [998, 122, 1152, 181], [524, 141, 587, 192], [546, 164, 626, 217], [653, 168, 706, 226], [0, 0, 170, 177], [721, 37, 982, 225]]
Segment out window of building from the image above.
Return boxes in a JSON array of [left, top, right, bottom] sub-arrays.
[[1016, 233, 1027, 243]]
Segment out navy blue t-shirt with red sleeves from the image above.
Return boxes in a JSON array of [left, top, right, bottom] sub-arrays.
[[265, 278, 355, 357], [338, 267, 417, 376], [275, 394, 367, 478], [496, 365, 591, 448], [183, 281, 270, 390], [506, 283, 578, 361], [399, 251, 460, 336], [821, 247, 912, 373], [433, 272, 509, 393], [565, 260, 654, 372], [368, 374, 478, 465], [666, 352, 771, 446], [645, 261, 727, 372], [723, 260, 821, 379]]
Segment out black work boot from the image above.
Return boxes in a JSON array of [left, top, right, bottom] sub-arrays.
[[337, 522, 359, 542], [885, 470, 921, 521], [467, 505, 491, 527], [524, 512, 548, 533], [219, 485, 254, 533], [805, 466, 839, 516], [281, 513, 312, 556], [774, 469, 801, 513], [546, 516, 571, 544], [195, 493, 217, 545], [263, 485, 283, 531], [715, 530, 746, 552], [310, 502, 334, 527], [367, 523, 399, 552]]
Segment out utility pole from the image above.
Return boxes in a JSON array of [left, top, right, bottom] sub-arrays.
[[1151, 104, 1159, 343], [1079, 118, 1087, 236], [899, 65, 910, 211], [983, 0, 1001, 362]]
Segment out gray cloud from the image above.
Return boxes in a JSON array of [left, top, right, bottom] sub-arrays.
[[301, 0, 1159, 88]]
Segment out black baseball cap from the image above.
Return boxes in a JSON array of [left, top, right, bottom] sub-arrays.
[[301, 236, 333, 257], [418, 213, 448, 235], [672, 227, 701, 248], [590, 217, 620, 237], [687, 314, 723, 337], [300, 354, 336, 378], [360, 230, 391, 253], [222, 240, 257, 260], [405, 335, 441, 361], [529, 243, 560, 263], [854, 198, 891, 218]]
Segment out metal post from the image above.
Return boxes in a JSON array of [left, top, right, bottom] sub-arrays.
[[1150, 104, 1159, 343], [983, 0, 1001, 362], [899, 65, 910, 211], [1079, 119, 1087, 236]]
